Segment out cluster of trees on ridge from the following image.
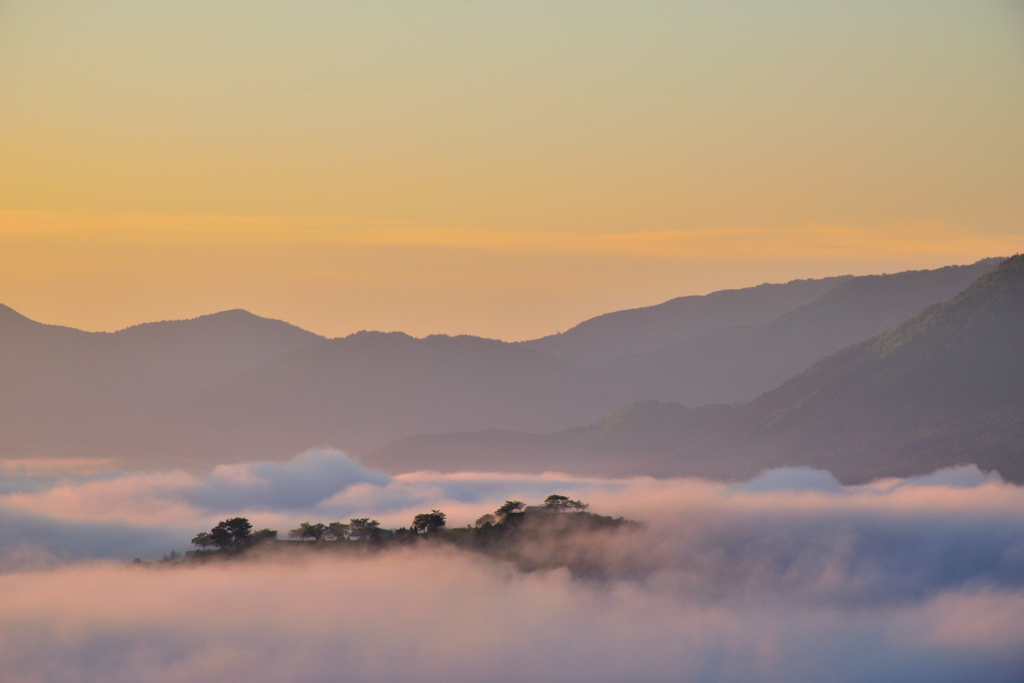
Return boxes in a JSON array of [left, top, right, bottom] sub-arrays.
[[182, 494, 603, 558]]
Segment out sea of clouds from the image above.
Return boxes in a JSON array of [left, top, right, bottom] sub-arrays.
[[1, 449, 1023, 682]]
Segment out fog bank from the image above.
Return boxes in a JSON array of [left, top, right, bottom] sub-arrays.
[[2, 454, 1024, 681], [1, 549, 1022, 683]]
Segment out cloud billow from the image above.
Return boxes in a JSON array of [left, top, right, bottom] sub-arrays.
[[180, 449, 391, 512], [1, 450, 1024, 680], [0, 549, 1022, 682]]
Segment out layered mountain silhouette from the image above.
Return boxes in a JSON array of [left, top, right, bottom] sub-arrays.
[[368, 255, 1024, 483], [593, 260, 1002, 405], [0, 257, 1011, 475], [151, 332, 604, 464], [0, 308, 323, 460], [521, 275, 853, 367]]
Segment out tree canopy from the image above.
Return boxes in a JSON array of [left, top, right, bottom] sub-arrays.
[[327, 522, 350, 541], [412, 510, 447, 534], [191, 531, 215, 549], [542, 494, 588, 512], [289, 522, 328, 542], [191, 517, 276, 552], [347, 518, 381, 540], [209, 517, 253, 550], [496, 500, 525, 516], [181, 495, 621, 566], [251, 528, 278, 543]]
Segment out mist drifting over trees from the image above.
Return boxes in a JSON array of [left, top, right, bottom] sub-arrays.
[[3, 465, 1024, 682]]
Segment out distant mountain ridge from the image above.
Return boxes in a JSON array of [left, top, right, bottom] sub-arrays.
[[596, 259, 1003, 406], [0, 257, 1006, 471], [367, 255, 1024, 483], [151, 331, 605, 464], [0, 309, 324, 459], [521, 275, 853, 367]]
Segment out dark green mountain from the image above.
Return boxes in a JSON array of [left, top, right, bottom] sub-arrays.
[[367, 255, 1024, 483]]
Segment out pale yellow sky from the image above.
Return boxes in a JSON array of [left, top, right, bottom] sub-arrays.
[[1, 2, 1022, 338]]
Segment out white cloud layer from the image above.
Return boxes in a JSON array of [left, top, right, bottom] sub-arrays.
[[2, 450, 1024, 681], [2, 449, 1023, 563], [0, 449, 630, 560], [1, 547, 1023, 682]]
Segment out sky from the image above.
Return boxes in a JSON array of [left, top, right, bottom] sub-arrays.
[[1, 1, 1022, 339]]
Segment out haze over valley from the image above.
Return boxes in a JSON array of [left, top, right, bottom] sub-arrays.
[[1, 257, 1010, 480], [3, 2, 1023, 681]]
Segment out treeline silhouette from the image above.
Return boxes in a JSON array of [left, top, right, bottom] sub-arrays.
[[142, 495, 634, 572]]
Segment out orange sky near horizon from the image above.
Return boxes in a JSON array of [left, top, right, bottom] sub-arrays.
[[2, 211, 1020, 340], [1, 2, 1022, 339]]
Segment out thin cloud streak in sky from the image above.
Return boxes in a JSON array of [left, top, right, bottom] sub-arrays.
[[4, 211, 1021, 340]]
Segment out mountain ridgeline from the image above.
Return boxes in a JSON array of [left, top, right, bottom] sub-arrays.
[[368, 255, 1024, 482], [520, 275, 853, 367], [0, 308, 323, 462], [0, 257, 1016, 481]]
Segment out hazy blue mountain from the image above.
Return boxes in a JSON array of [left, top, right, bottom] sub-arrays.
[[153, 331, 612, 465], [0, 258, 1006, 470], [598, 258, 1003, 406], [522, 276, 852, 367], [153, 262, 996, 464], [367, 256, 1024, 483], [0, 308, 324, 457]]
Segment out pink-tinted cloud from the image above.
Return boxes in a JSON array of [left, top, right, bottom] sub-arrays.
[[0, 550, 1022, 683], [2, 452, 1024, 680], [2, 450, 1024, 565]]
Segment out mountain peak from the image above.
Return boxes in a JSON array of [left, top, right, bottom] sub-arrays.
[[867, 254, 1023, 360], [0, 303, 31, 322]]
